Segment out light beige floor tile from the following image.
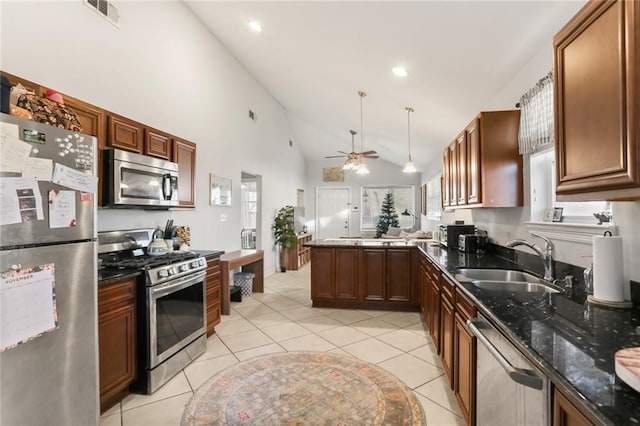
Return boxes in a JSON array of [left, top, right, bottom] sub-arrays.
[[121, 371, 192, 411], [234, 343, 287, 361], [213, 316, 257, 337], [262, 299, 304, 311], [378, 353, 444, 389], [341, 338, 404, 364], [232, 303, 276, 318], [297, 315, 342, 333], [415, 394, 464, 426], [197, 334, 231, 361], [377, 328, 431, 352], [247, 311, 291, 329], [415, 375, 462, 417], [121, 393, 192, 426], [280, 306, 324, 321], [377, 311, 423, 327], [350, 317, 400, 336], [218, 329, 275, 353], [317, 326, 370, 347], [102, 402, 120, 417], [99, 413, 121, 426], [261, 322, 311, 342], [409, 343, 442, 368], [278, 333, 337, 352], [231, 295, 262, 306], [324, 309, 373, 324], [328, 348, 353, 357], [359, 309, 393, 318], [183, 354, 238, 390], [403, 320, 429, 336]]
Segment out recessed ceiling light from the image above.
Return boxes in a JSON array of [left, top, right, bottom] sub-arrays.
[[392, 66, 408, 77], [248, 20, 262, 32]]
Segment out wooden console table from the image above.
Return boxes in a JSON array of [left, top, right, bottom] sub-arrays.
[[220, 249, 264, 315]]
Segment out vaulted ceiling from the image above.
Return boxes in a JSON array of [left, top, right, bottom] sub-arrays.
[[184, 1, 586, 172]]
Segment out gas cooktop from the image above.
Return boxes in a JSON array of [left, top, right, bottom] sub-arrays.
[[101, 251, 199, 270]]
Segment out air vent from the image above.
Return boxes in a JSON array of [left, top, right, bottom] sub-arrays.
[[248, 110, 256, 121], [85, 0, 120, 27]]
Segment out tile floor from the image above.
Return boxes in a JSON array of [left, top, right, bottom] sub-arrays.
[[100, 266, 464, 426]]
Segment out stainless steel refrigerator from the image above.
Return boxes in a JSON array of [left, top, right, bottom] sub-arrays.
[[0, 113, 99, 425]]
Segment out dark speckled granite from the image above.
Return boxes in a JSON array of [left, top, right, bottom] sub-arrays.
[[416, 242, 640, 426]]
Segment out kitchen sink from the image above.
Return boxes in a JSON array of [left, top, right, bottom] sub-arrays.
[[456, 268, 561, 294], [456, 268, 545, 284], [470, 280, 560, 294]]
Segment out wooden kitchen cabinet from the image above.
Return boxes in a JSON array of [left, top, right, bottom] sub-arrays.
[[440, 291, 455, 385], [442, 111, 522, 208], [456, 132, 467, 205], [428, 269, 441, 353], [310, 246, 418, 311], [173, 138, 196, 208], [144, 127, 172, 160], [442, 148, 451, 207], [554, 0, 640, 201], [553, 388, 595, 426], [454, 289, 477, 426], [311, 248, 336, 299], [204, 254, 221, 336], [98, 278, 137, 413], [107, 114, 144, 153]]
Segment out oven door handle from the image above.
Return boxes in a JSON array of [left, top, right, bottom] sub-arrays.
[[151, 271, 206, 299], [467, 318, 543, 390]]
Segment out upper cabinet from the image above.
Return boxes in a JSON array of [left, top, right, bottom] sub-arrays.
[[173, 138, 196, 208], [442, 111, 522, 208], [107, 114, 144, 153], [554, 0, 639, 201], [144, 127, 171, 160]]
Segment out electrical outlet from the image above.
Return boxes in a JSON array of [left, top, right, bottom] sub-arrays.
[[220, 213, 227, 222]]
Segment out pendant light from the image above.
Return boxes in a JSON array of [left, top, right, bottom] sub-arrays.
[[403, 106, 417, 173], [355, 91, 370, 175]]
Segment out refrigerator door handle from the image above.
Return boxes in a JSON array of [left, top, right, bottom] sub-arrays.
[[467, 318, 543, 390]]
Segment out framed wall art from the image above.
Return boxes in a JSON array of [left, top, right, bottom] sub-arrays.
[[210, 174, 232, 206]]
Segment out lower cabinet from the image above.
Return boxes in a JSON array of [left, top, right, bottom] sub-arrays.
[[553, 389, 594, 426], [309, 246, 418, 310], [98, 278, 137, 413], [454, 289, 477, 426], [205, 254, 221, 336], [440, 295, 455, 384]]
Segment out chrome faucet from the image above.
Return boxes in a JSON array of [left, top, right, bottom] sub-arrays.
[[506, 232, 555, 281]]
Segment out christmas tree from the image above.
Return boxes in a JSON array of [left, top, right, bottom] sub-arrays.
[[375, 191, 400, 238]]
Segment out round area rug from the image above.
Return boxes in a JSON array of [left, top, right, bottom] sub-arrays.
[[181, 351, 426, 425]]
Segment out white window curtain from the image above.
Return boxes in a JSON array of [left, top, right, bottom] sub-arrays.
[[518, 71, 554, 155]]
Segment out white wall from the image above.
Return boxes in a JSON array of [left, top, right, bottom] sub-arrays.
[[306, 158, 422, 237], [0, 1, 306, 273], [420, 28, 640, 287]]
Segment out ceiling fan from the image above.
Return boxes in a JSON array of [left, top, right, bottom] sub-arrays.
[[325, 129, 379, 165]]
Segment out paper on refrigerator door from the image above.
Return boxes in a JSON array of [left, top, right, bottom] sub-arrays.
[[48, 190, 76, 228], [0, 263, 58, 352], [52, 163, 97, 193], [0, 135, 32, 173], [0, 177, 44, 225], [23, 157, 53, 181]]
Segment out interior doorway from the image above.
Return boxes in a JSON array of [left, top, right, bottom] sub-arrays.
[[241, 172, 262, 249], [316, 187, 350, 239]]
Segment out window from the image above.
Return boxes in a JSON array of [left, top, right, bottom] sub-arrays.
[[530, 148, 609, 223], [426, 174, 442, 220], [361, 186, 415, 230]]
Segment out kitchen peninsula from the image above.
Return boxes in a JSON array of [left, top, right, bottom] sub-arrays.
[[307, 239, 421, 311]]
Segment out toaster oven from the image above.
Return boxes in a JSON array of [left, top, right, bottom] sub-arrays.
[[439, 224, 475, 248]]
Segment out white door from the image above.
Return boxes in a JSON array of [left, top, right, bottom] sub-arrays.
[[316, 188, 350, 239]]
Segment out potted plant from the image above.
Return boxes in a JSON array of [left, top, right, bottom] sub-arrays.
[[272, 205, 298, 272]]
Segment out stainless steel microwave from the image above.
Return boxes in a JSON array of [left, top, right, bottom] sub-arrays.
[[103, 148, 179, 208]]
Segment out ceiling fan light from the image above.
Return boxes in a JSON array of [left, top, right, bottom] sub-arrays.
[[356, 163, 370, 175]]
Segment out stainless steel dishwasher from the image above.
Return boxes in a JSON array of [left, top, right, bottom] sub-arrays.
[[467, 314, 550, 426]]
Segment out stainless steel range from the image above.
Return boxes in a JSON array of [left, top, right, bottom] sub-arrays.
[[98, 229, 207, 394]]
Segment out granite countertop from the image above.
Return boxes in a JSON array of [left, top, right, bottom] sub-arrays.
[[305, 238, 430, 248], [98, 268, 141, 287], [417, 243, 640, 425]]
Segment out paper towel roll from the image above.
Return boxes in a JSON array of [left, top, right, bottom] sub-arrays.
[[593, 235, 625, 302]]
